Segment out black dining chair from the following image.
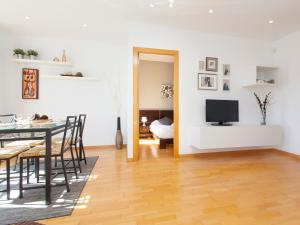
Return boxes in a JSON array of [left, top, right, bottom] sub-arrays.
[[18, 116, 77, 198], [0, 114, 16, 148], [78, 114, 87, 165]]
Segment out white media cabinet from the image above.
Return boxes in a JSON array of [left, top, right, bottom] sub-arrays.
[[191, 125, 283, 150]]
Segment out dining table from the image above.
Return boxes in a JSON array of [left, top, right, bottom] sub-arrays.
[[0, 121, 66, 204]]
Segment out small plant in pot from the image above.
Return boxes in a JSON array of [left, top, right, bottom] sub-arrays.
[[27, 49, 38, 60], [13, 49, 26, 59]]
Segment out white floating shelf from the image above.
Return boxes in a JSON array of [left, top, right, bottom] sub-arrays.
[[41, 75, 99, 81], [243, 83, 277, 88], [11, 58, 72, 66]]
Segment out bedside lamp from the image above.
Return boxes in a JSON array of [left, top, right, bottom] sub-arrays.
[[141, 117, 148, 126]]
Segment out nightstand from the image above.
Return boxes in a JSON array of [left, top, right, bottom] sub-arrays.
[[139, 126, 152, 138]]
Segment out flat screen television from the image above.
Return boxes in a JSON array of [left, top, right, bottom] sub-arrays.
[[206, 99, 239, 126]]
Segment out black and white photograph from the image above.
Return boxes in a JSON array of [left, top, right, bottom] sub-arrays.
[[198, 73, 218, 90], [223, 64, 231, 76], [206, 57, 218, 72], [222, 79, 230, 91]]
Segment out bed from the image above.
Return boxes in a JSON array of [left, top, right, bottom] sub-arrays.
[[139, 110, 174, 149]]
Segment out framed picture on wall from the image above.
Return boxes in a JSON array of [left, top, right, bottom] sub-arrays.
[[161, 84, 174, 98], [22, 68, 39, 99], [223, 64, 231, 76], [198, 73, 218, 90], [206, 57, 218, 72], [222, 79, 230, 91]]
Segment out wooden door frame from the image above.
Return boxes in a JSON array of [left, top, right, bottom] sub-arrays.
[[132, 47, 179, 161]]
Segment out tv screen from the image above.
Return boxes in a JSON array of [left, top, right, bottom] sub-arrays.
[[206, 99, 239, 125]]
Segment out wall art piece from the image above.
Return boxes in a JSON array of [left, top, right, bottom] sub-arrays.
[[223, 64, 231, 76], [199, 60, 205, 71], [206, 57, 218, 72], [222, 79, 230, 91], [161, 84, 174, 98], [22, 68, 39, 99], [198, 73, 218, 90]]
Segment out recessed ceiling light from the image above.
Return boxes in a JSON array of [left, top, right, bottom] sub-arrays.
[[149, 3, 154, 8], [82, 23, 87, 28], [169, 3, 174, 7], [269, 20, 274, 24], [25, 16, 30, 20], [208, 9, 214, 14]]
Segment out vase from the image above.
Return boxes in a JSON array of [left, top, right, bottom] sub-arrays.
[[29, 55, 36, 60], [261, 114, 267, 125], [62, 49, 67, 62], [115, 117, 123, 150], [16, 54, 23, 59]]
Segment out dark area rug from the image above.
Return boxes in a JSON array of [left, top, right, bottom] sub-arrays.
[[0, 157, 98, 225]]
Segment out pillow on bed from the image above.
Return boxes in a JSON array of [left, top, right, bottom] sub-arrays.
[[158, 117, 173, 125]]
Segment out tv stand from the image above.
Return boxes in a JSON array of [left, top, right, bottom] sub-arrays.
[[191, 125, 283, 150], [211, 122, 233, 126]]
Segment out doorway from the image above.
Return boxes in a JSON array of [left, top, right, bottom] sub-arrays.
[[132, 47, 179, 161]]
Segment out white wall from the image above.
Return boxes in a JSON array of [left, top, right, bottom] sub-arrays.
[[127, 23, 282, 157], [273, 30, 300, 155], [2, 35, 128, 146], [139, 60, 173, 110]]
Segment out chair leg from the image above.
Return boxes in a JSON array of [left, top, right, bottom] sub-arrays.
[[35, 157, 40, 183], [54, 156, 58, 167], [27, 158, 30, 184], [69, 147, 78, 179], [60, 155, 70, 192], [80, 141, 87, 165], [6, 159, 10, 200], [19, 158, 23, 198], [14, 156, 19, 171], [74, 144, 82, 173]]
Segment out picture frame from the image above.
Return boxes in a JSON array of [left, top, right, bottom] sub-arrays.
[[222, 79, 230, 91], [223, 64, 231, 76], [206, 57, 218, 72], [22, 68, 39, 99], [198, 73, 218, 90]]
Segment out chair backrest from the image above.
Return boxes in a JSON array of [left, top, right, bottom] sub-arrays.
[[61, 116, 77, 154], [74, 114, 86, 144], [0, 114, 16, 123]]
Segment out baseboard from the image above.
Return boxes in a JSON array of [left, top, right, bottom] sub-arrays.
[[271, 148, 300, 161], [179, 148, 278, 158], [85, 145, 127, 150]]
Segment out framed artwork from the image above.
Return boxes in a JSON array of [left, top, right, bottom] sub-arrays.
[[198, 73, 218, 90], [222, 79, 230, 91], [199, 60, 205, 71], [206, 57, 218, 72], [223, 64, 231, 76], [22, 68, 39, 99], [161, 84, 174, 98]]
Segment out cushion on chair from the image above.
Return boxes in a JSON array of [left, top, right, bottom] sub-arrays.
[[6, 140, 45, 148], [0, 146, 29, 159]]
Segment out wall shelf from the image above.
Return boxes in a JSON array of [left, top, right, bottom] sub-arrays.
[[41, 75, 99, 81], [243, 65, 280, 88], [11, 58, 72, 66]]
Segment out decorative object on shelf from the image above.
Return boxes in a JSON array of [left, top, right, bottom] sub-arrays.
[[161, 84, 174, 98], [206, 57, 218, 72], [53, 57, 60, 62], [27, 49, 38, 60], [13, 49, 26, 59], [61, 49, 67, 62], [115, 117, 123, 150], [141, 116, 148, 126], [223, 64, 231, 76], [254, 92, 271, 125], [199, 60, 205, 71], [222, 79, 230, 91], [60, 72, 84, 77], [198, 73, 218, 90], [22, 68, 39, 99]]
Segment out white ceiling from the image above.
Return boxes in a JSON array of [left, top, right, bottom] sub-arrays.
[[0, 0, 299, 41]]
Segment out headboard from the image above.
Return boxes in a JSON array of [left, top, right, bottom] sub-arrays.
[[139, 110, 173, 125]]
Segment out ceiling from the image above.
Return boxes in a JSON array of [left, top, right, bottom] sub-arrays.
[[0, 0, 299, 41]]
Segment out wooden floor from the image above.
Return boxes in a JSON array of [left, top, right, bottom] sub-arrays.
[[40, 144, 300, 225]]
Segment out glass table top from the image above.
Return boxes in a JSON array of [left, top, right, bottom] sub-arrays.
[[0, 121, 66, 132]]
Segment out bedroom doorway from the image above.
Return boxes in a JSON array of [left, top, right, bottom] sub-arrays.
[[133, 47, 179, 161]]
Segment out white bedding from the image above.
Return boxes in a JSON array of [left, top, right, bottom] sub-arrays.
[[150, 120, 174, 139]]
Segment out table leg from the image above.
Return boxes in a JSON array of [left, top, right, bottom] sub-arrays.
[[45, 130, 52, 205]]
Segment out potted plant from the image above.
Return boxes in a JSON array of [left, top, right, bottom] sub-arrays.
[[13, 49, 26, 59], [27, 49, 38, 60], [254, 92, 271, 125]]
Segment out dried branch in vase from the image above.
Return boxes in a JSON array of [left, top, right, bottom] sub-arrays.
[[254, 92, 271, 125]]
